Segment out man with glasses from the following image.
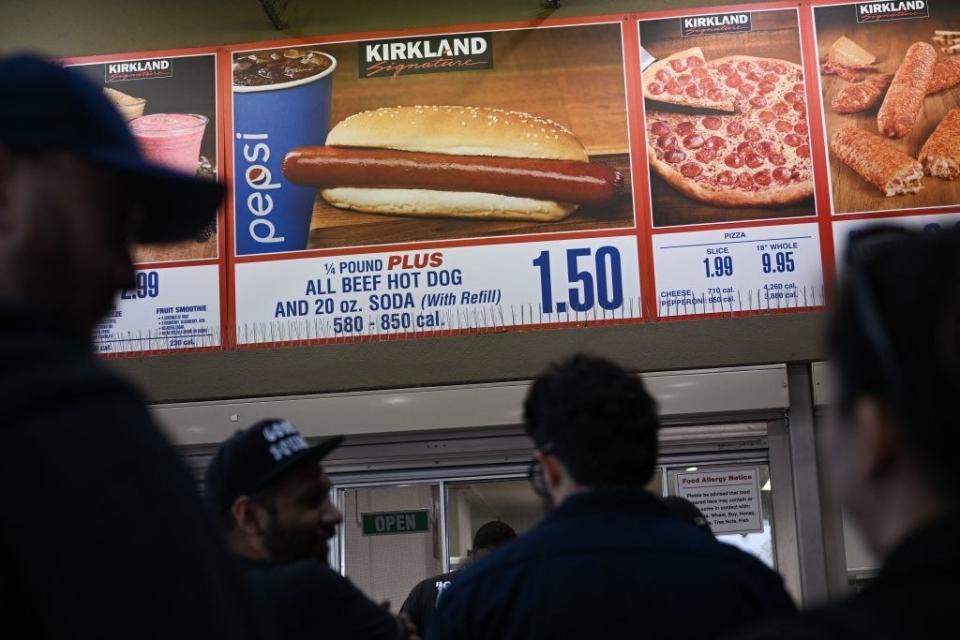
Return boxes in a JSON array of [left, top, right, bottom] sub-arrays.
[[731, 226, 960, 639], [429, 354, 795, 639]]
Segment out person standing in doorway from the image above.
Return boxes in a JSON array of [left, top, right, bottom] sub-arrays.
[[401, 521, 517, 632]]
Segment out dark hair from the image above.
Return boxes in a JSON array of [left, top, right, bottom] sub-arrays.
[[210, 483, 278, 534], [472, 521, 517, 549], [523, 354, 659, 487], [829, 227, 960, 501]]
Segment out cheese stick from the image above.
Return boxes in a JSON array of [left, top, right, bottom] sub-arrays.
[[934, 30, 960, 37], [919, 109, 960, 180], [877, 42, 936, 138], [943, 43, 960, 55], [833, 74, 893, 113], [831, 126, 923, 196], [928, 56, 960, 93]]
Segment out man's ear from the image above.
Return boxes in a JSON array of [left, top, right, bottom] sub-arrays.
[[231, 496, 269, 538], [852, 397, 899, 483], [535, 450, 566, 492]]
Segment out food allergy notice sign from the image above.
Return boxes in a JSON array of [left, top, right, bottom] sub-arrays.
[[676, 468, 763, 534]]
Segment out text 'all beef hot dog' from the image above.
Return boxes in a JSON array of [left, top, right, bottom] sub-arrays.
[[282, 146, 622, 206], [281, 106, 624, 222]]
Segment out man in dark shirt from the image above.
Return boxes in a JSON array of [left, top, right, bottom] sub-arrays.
[[401, 521, 516, 632], [730, 227, 960, 640], [205, 418, 417, 640], [428, 355, 796, 640], [0, 55, 261, 638]]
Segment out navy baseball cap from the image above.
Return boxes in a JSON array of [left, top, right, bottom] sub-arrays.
[[204, 419, 343, 513], [0, 53, 223, 244]]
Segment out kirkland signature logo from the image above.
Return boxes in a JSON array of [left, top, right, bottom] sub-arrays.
[[681, 12, 752, 37], [359, 33, 493, 78], [856, 1, 929, 22], [105, 58, 172, 82]]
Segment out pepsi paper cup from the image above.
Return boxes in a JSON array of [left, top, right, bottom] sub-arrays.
[[233, 49, 337, 255]]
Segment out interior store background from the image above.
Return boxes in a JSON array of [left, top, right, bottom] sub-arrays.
[[1, 0, 871, 615]]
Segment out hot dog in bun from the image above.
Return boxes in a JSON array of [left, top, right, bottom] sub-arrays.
[[281, 105, 622, 221]]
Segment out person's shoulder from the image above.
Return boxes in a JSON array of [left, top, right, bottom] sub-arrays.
[[264, 558, 342, 582], [724, 598, 881, 640], [249, 560, 360, 602], [722, 614, 835, 640], [410, 569, 456, 593], [708, 538, 789, 583], [0, 318, 147, 429]]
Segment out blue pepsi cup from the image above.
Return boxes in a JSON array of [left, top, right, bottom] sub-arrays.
[[233, 49, 337, 255]]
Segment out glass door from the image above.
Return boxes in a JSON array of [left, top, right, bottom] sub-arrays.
[[444, 478, 546, 570], [339, 483, 444, 609]]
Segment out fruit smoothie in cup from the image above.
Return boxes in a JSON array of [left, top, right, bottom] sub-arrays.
[[130, 113, 208, 175]]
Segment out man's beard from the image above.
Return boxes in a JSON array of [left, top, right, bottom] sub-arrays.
[[263, 515, 332, 565]]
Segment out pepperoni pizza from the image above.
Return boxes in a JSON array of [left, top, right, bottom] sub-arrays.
[[643, 48, 814, 208]]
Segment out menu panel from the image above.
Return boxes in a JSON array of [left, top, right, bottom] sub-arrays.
[[653, 222, 824, 316], [235, 236, 642, 343], [66, 51, 225, 354], [640, 8, 817, 229], [813, 0, 960, 216], [228, 22, 643, 345], [637, 6, 825, 318]]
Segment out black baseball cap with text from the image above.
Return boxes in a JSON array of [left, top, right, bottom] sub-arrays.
[[0, 53, 223, 243], [205, 419, 343, 513]]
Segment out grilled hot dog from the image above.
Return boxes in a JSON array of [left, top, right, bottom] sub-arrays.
[[282, 146, 623, 206]]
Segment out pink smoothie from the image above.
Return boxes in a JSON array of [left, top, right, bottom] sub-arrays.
[[130, 113, 208, 175]]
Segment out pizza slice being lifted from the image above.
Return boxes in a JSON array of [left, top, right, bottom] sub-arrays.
[[642, 47, 737, 112]]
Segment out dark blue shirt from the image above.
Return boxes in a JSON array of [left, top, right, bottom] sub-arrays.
[[237, 556, 399, 640], [0, 302, 263, 639], [429, 489, 795, 640]]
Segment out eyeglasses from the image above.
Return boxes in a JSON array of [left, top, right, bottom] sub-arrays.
[[527, 459, 547, 498], [525, 441, 555, 498]]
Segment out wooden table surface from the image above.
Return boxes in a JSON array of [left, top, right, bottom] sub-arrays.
[[303, 24, 633, 250], [816, 5, 960, 214], [640, 10, 815, 227], [134, 234, 217, 263]]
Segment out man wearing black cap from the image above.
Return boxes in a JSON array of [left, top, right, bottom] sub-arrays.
[[429, 355, 795, 640], [401, 521, 516, 634], [206, 418, 416, 640], [0, 55, 258, 637]]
